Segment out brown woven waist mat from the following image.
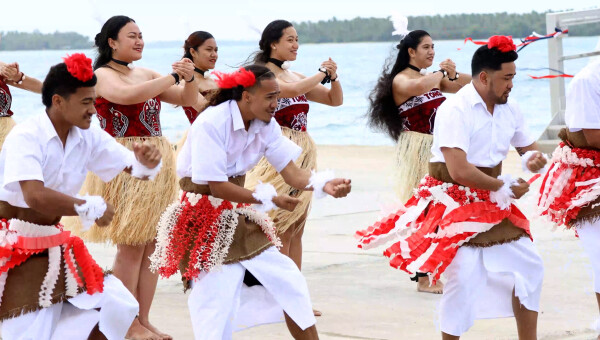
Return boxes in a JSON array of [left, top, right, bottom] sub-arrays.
[[427, 162, 526, 246], [179, 176, 246, 195], [0, 201, 61, 225]]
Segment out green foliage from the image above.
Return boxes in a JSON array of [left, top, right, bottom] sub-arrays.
[[293, 11, 600, 43], [0, 30, 92, 51]]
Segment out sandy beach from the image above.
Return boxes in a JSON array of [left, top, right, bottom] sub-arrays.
[[85, 145, 600, 340]]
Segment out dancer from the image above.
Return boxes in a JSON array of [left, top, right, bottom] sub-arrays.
[[0, 54, 162, 339], [245, 20, 343, 315], [537, 59, 600, 338], [64, 15, 198, 340], [0, 61, 42, 147], [150, 65, 351, 340], [356, 36, 546, 339], [181, 31, 219, 124], [368, 29, 471, 294]]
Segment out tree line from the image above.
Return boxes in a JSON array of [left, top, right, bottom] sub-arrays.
[[0, 31, 92, 51], [293, 11, 600, 43]]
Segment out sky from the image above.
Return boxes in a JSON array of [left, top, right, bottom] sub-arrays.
[[0, 0, 598, 42]]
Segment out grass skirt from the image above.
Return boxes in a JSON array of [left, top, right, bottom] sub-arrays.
[[0, 116, 16, 149], [245, 127, 317, 235], [63, 136, 177, 245], [394, 131, 433, 202]]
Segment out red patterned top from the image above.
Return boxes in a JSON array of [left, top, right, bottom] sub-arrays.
[[0, 78, 13, 118], [95, 97, 162, 137], [398, 88, 446, 134], [274, 95, 309, 132], [182, 90, 216, 124]]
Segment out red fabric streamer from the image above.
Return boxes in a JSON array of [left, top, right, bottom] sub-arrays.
[[488, 35, 517, 52], [63, 53, 94, 82], [464, 37, 488, 45], [213, 67, 257, 89], [528, 74, 573, 79]]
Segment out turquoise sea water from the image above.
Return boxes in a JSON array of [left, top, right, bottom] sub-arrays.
[[1, 37, 598, 145]]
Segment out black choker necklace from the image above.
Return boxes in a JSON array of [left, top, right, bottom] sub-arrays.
[[268, 58, 284, 68], [407, 64, 426, 75], [194, 67, 206, 76], [111, 58, 131, 67]]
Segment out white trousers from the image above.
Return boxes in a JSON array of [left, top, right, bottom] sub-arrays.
[[188, 246, 316, 340], [0, 275, 138, 340], [577, 220, 600, 293], [439, 237, 544, 336]]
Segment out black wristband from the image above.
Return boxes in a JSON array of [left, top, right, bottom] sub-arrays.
[[171, 72, 180, 85], [448, 73, 460, 81], [434, 69, 447, 78], [185, 74, 195, 83]]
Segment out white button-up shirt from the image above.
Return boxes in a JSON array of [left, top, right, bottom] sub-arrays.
[[566, 60, 600, 131], [0, 112, 133, 208], [430, 82, 535, 167], [177, 100, 302, 184]]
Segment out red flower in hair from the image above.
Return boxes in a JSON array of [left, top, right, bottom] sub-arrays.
[[487, 35, 516, 53], [63, 53, 94, 82], [213, 68, 256, 89]]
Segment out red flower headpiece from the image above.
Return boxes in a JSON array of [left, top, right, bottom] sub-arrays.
[[63, 53, 94, 82], [487, 35, 516, 53], [213, 68, 256, 89]]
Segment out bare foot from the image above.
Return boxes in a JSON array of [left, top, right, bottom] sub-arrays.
[[139, 319, 173, 340], [417, 275, 444, 294], [125, 318, 160, 340], [313, 308, 322, 317]]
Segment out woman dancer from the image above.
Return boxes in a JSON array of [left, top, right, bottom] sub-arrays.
[[368, 30, 471, 294], [65, 15, 198, 340], [245, 21, 342, 315], [0, 61, 42, 147]]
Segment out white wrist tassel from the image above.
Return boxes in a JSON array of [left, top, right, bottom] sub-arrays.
[[74, 195, 107, 231], [252, 182, 278, 212], [306, 169, 336, 199], [490, 174, 517, 210], [131, 158, 162, 180], [521, 150, 549, 174]]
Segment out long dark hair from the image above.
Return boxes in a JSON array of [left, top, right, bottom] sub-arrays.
[[251, 20, 293, 64], [93, 15, 136, 70], [208, 64, 275, 107], [368, 30, 430, 140], [183, 31, 214, 61]]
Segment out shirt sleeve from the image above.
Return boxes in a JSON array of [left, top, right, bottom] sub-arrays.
[[86, 126, 135, 182], [433, 101, 471, 154], [565, 72, 600, 129], [2, 130, 45, 192], [509, 101, 536, 148], [190, 120, 228, 183], [264, 120, 302, 172]]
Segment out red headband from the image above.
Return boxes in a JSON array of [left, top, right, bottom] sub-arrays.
[[487, 35, 516, 53], [213, 68, 256, 89], [63, 53, 94, 82]]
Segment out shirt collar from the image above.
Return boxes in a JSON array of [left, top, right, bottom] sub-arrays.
[[229, 100, 267, 134], [39, 112, 83, 145], [465, 82, 488, 109]]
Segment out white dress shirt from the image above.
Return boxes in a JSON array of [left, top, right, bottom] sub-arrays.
[[565, 60, 600, 132], [430, 82, 535, 168], [177, 100, 302, 184], [0, 112, 134, 208]]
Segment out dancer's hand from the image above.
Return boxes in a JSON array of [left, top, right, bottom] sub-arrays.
[[323, 178, 352, 198], [321, 58, 338, 79], [526, 152, 547, 172], [133, 141, 162, 169], [95, 202, 115, 227], [439, 59, 457, 79], [1, 63, 21, 82], [510, 178, 529, 199], [172, 58, 195, 82], [273, 195, 301, 212]]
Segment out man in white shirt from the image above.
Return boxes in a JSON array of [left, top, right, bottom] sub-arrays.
[[150, 65, 351, 340], [0, 54, 162, 339], [538, 59, 600, 336]]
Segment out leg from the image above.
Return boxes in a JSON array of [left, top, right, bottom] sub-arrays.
[[136, 241, 171, 340], [112, 243, 158, 340], [576, 221, 600, 339], [512, 288, 538, 340], [441, 333, 459, 340], [414, 272, 444, 294], [242, 247, 317, 339]]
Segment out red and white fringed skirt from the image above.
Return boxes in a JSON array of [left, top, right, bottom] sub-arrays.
[[355, 176, 531, 283], [538, 142, 600, 228], [0, 218, 104, 317], [150, 191, 281, 282]]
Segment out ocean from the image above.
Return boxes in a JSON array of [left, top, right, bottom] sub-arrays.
[[1, 37, 599, 145]]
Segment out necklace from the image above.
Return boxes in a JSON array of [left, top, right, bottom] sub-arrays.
[[268, 58, 290, 70], [407, 64, 427, 75], [111, 58, 134, 70]]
